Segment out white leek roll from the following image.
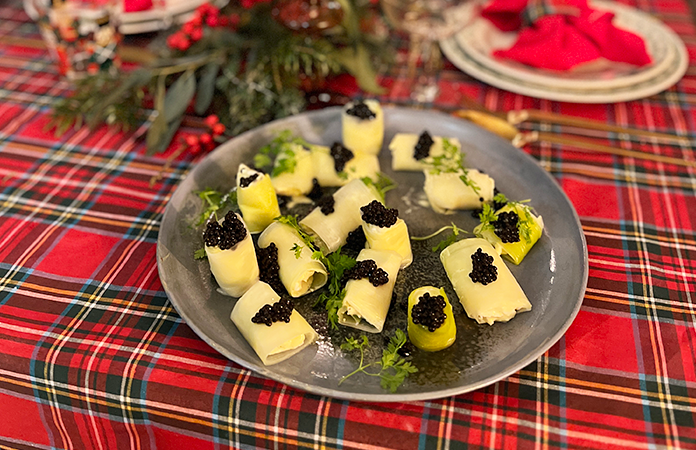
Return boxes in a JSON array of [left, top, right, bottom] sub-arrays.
[[309, 144, 380, 187], [205, 213, 259, 297], [362, 215, 413, 269], [423, 169, 495, 214], [257, 221, 328, 297], [341, 100, 384, 155], [230, 281, 318, 366], [236, 164, 280, 234], [300, 179, 379, 254], [337, 248, 402, 333], [270, 143, 315, 196], [389, 133, 462, 172], [440, 238, 531, 325]]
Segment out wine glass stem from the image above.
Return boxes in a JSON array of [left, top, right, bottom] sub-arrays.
[[408, 35, 441, 103]]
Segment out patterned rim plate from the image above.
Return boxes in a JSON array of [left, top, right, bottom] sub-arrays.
[[456, 1, 676, 90], [157, 107, 588, 402], [441, 12, 687, 103]]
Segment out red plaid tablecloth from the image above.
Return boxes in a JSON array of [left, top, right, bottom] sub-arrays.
[[1, 0, 695, 448]]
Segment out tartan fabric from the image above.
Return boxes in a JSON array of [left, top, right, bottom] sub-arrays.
[[1, 0, 696, 448]]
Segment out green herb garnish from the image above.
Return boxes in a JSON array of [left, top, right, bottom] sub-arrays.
[[291, 243, 303, 259], [275, 215, 317, 251], [339, 330, 417, 393], [424, 138, 480, 194], [194, 248, 207, 260], [255, 130, 310, 173], [195, 188, 237, 226], [412, 223, 467, 252], [361, 172, 396, 203], [314, 248, 356, 328]]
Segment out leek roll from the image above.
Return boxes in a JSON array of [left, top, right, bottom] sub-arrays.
[[205, 213, 259, 297], [342, 100, 384, 155], [310, 144, 380, 187], [474, 203, 544, 265], [407, 286, 456, 352], [361, 203, 413, 268], [270, 143, 315, 196], [440, 238, 531, 325], [300, 179, 379, 254], [337, 248, 401, 333], [230, 281, 318, 366], [389, 133, 462, 172], [258, 221, 328, 297], [236, 164, 280, 234], [423, 169, 495, 213]]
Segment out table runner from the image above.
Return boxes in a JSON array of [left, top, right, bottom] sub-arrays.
[[1, 0, 695, 448]]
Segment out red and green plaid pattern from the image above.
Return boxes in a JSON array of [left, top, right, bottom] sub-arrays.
[[1, 0, 695, 448]]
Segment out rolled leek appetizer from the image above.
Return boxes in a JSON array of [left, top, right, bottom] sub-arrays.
[[300, 179, 379, 254], [389, 132, 461, 172], [236, 163, 280, 234], [258, 221, 328, 297], [474, 201, 544, 265], [230, 281, 318, 366], [407, 286, 456, 352], [204, 212, 259, 297], [361, 200, 412, 268], [270, 142, 315, 196], [310, 142, 380, 187], [337, 248, 402, 333], [423, 169, 495, 213], [440, 238, 531, 325], [341, 100, 384, 155]]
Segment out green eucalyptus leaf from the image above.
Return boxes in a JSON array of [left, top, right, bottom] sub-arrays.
[[146, 112, 168, 154], [86, 68, 152, 129], [333, 44, 385, 94], [164, 70, 196, 123], [194, 61, 220, 115], [147, 114, 183, 155]]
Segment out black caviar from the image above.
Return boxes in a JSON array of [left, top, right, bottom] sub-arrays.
[[256, 243, 285, 295], [330, 142, 354, 173], [413, 131, 435, 160], [307, 178, 323, 201], [469, 248, 498, 285], [317, 195, 335, 215], [361, 200, 398, 228], [411, 292, 447, 332], [492, 211, 520, 243], [239, 173, 259, 188], [344, 259, 389, 287], [251, 298, 294, 326], [204, 211, 247, 250], [343, 226, 366, 253], [345, 101, 376, 120]]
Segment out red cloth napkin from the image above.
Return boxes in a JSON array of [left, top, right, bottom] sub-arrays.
[[124, 0, 153, 13], [481, 0, 652, 70]]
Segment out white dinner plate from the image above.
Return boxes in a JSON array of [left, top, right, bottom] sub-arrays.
[[157, 107, 588, 402], [441, 2, 688, 102]]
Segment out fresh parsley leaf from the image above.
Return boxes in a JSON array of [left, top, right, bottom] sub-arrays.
[[255, 130, 311, 173], [339, 329, 417, 393], [291, 243, 303, 259], [276, 215, 317, 252], [194, 248, 207, 260], [195, 188, 237, 226], [361, 173, 396, 203], [315, 248, 356, 328], [271, 147, 297, 177]]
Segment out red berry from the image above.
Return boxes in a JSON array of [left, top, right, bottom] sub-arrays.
[[190, 12, 203, 26], [190, 27, 203, 41], [204, 114, 219, 127], [212, 123, 226, 136], [183, 21, 195, 34], [189, 144, 201, 155], [218, 16, 229, 26], [206, 15, 219, 27], [200, 133, 212, 145], [185, 134, 199, 146]]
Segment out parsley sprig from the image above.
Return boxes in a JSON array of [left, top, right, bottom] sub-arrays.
[[477, 194, 536, 244], [424, 137, 480, 194], [195, 188, 237, 226], [361, 172, 396, 203], [254, 130, 311, 171], [339, 330, 417, 393], [412, 222, 467, 252], [315, 249, 356, 329]]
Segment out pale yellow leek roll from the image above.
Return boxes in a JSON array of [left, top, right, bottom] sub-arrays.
[[270, 143, 315, 196], [389, 133, 461, 172], [299, 179, 379, 254], [341, 100, 384, 155], [337, 248, 402, 333], [440, 238, 531, 325], [205, 213, 259, 297], [230, 281, 318, 366], [362, 219, 412, 268], [309, 144, 380, 187], [257, 221, 328, 297], [474, 203, 544, 265], [423, 169, 495, 214], [236, 164, 280, 234]]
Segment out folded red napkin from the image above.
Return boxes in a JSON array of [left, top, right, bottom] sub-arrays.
[[481, 0, 651, 71], [124, 0, 153, 13]]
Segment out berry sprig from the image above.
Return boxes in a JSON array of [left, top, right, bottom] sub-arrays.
[[166, 3, 237, 51]]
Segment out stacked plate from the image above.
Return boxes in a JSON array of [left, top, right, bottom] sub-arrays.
[[440, 1, 688, 103]]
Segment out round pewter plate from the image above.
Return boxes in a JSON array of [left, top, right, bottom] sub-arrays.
[[156, 107, 588, 402]]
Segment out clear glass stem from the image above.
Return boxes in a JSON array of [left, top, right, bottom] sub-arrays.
[[407, 35, 442, 103]]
